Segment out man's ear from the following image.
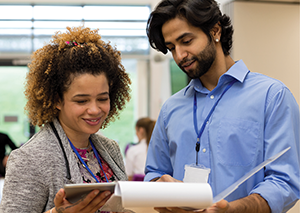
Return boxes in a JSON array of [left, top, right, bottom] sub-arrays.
[[210, 22, 222, 40]]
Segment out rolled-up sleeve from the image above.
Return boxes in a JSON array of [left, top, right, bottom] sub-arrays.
[[250, 86, 300, 213]]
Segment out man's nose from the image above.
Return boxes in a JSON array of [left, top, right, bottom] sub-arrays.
[[175, 46, 188, 62]]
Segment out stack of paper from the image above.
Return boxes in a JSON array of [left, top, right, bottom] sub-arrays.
[[100, 181, 213, 212]]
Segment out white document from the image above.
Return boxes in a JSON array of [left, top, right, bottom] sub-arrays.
[[101, 147, 290, 212], [213, 147, 290, 203], [100, 182, 213, 212]]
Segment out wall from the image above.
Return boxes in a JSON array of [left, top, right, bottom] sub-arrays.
[[226, 1, 300, 104]]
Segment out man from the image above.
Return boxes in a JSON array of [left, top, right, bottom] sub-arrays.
[[144, 0, 300, 213]]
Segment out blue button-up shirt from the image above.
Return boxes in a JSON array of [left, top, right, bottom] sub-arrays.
[[144, 60, 300, 213]]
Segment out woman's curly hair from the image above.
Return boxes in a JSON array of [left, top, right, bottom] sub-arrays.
[[25, 26, 131, 128]]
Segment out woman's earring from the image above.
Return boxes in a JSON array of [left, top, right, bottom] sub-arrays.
[[215, 38, 219, 42]]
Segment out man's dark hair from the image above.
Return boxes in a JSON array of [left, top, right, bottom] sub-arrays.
[[146, 0, 233, 55]]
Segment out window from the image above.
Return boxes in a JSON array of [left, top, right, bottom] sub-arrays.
[[101, 59, 137, 154], [170, 59, 189, 95], [0, 66, 29, 147], [0, 5, 150, 55]]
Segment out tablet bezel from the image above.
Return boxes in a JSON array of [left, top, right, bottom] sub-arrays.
[[64, 182, 116, 203]]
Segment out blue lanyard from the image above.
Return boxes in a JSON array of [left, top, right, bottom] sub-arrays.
[[68, 138, 109, 183], [193, 79, 237, 165]]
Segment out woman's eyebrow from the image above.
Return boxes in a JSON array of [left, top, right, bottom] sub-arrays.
[[73, 92, 109, 98]]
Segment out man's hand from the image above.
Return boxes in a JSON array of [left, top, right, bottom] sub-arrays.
[[155, 174, 182, 182], [154, 193, 271, 213], [154, 199, 229, 213], [153, 175, 229, 213]]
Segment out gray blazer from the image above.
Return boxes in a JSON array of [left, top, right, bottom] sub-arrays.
[[0, 119, 127, 213]]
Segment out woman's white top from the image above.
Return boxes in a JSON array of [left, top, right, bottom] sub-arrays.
[[125, 139, 147, 176]]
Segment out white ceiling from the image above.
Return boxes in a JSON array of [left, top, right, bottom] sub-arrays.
[[246, 0, 299, 2], [0, 0, 299, 5], [0, 0, 152, 5]]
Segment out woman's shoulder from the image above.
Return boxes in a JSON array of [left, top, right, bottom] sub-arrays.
[[7, 126, 62, 175], [11, 125, 59, 162], [19, 126, 54, 148]]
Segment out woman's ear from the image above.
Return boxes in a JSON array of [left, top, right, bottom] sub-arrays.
[[210, 22, 222, 41], [141, 127, 147, 139], [56, 100, 62, 110]]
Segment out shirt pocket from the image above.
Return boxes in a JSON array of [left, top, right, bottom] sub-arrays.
[[217, 119, 259, 166]]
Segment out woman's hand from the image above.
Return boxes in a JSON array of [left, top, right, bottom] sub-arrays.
[[53, 188, 112, 213], [154, 199, 229, 213]]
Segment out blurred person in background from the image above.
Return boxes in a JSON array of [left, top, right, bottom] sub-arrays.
[[0, 132, 17, 177], [125, 117, 155, 181]]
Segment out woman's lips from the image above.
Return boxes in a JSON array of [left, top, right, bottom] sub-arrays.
[[84, 117, 101, 126]]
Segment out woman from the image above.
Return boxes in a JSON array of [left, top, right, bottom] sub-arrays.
[[125, 117, 155, 181], [0, 26, 131, 213]]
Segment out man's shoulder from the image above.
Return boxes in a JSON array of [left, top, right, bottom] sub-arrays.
[[247, 72, 285, 85], [163, 86, 191, 106], [244, 72, 288, 93]]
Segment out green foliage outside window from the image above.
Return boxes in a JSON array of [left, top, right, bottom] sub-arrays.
[[101, 60, 136, 156], [170, 59, 188, 95], [0, 66, 29, 148]]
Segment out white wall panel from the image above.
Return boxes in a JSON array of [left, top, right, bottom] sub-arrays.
[[228, 1, 299, 104]]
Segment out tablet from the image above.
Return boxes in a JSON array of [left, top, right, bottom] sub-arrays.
[[64, 182, 116, 203]]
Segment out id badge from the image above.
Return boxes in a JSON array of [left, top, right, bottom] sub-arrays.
[[183, 163, 211, 183]]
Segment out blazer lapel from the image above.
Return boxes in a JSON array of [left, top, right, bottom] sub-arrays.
[[90, 134, 127, 181]]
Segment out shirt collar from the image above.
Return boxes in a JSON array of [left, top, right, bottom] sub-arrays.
[[223, 59, 249, 83], [184, 60, 250, 95]]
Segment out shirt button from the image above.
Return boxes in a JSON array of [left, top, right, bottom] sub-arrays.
[[210, 95, 214, 99], [202, 148, 206, 153]]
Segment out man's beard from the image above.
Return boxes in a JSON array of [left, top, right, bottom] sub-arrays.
[[179, 40, 216, 79]]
